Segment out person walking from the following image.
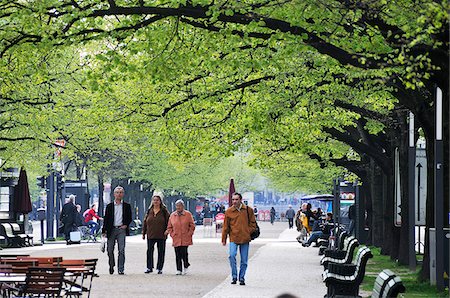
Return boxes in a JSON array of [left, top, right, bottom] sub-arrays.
[[102, 186, 132, 275], [142, 195, 170, 274], [270, 207, 276, 225], [285, 205, 296, 229], [166, 199, 195, 275], [60, 195, 78, 245], [253, 205, 259, 221], [222, 192, 257, 286]]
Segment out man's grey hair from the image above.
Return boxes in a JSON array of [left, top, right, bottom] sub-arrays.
[[68, 194, 76, 203], [175, 199, 185, 206], [114, 186, 124, 193]]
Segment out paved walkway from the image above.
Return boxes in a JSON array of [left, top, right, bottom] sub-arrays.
[[5, 222, 327, 298], [204, 227, 326, 298]]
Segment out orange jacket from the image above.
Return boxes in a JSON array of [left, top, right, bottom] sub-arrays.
[[222, 204, 256, 244], [167, 210, 195, 247]]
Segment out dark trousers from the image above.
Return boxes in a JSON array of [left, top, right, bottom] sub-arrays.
[[147, 239, 166, 270], [107, 228, 126, 273], [174, 246, 190, 271], [64, 224, 74, 241], [288, 218, 294, 228]]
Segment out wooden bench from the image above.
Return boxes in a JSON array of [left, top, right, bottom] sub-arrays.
[[322, 246, 373, 297], [0, 224, 24, 247], [319, 229, 348, 255], [0, 259, 39, 274], [321, 236, 359, 269], [372, 269, 405, 298], [10, 223, 33, 246], [320, 230, 350, 255]]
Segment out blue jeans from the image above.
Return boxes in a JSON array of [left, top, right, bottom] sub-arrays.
[[87, 220, 100, 235], [306, 231, 323, 245], [229, 242, 249, 282]]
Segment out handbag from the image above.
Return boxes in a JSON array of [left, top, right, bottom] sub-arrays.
[[100, 236, 106, 253], [246, 207, 260, 240]]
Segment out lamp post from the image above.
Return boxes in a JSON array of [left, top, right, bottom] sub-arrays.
[[408, 112, 417, 271], [46, 172, 55, 241], [434, 87, 444, 291]]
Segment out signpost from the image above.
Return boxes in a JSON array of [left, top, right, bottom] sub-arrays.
[[408, 112, 416, 271], [434, 87, 444, 291]]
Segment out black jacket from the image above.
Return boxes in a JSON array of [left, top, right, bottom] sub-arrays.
[[60, 202, 78, 227], [102, 201, 132, 238]]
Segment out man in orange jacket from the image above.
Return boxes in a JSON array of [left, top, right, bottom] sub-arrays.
[[222, 192, 257, 286]]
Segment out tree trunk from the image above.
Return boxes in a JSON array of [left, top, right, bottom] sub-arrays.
[[381, 172, 394, 255], [397, 111, 411, 265], [370, 161, 384, 247], [362, 176, 373, 246], [98, 172, 104, 217]]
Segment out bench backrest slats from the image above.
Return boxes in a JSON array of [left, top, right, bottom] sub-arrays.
[[371, 269, 406, 298]]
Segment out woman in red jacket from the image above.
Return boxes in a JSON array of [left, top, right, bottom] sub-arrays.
[[165, 199, 195, 275]]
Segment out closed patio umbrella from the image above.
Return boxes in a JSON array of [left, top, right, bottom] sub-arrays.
[[13, 168, 32, 214], [228, 178, 235, 207]]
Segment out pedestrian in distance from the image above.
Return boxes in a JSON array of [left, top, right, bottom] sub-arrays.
[[222, 192, 257, 286], [102, 186, 132, 275], [60, 195, 78, 245], [165, 199, 195, 275], [142, 195, 170, 274], [285, 205, 296, 229], [75, 204, 85, 228], [270, 207, 276, 225], [253, 205, 259, 221], [348, 204, 356, 236], [203, 202, 212, 219]]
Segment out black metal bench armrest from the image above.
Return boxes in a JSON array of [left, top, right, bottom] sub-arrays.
[[328, 263, 356, 276]]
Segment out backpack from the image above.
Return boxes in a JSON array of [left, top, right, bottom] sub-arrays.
[[246, 207, 260, 240]]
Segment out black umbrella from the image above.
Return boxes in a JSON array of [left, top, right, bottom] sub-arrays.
[[13, 168, 32, 214]]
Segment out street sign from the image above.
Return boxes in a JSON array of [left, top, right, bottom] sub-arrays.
[[394, 148, 402, 227], [415, 148, 427, 225]]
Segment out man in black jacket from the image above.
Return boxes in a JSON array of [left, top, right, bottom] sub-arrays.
[[102, 186, 132, 275], [60, 195, 78, 244]]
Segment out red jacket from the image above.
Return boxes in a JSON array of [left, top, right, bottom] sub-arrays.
[[167, 210, 195, 247], [84, 208, 100, 223]]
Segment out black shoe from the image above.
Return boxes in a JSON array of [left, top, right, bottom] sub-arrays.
[[145, 269, 153, 274], [109, 268, 114, 275], [239, 280, 245, 286], [302, 242, 310, 247], [231, 279, 237, 284], [157, 270, 163, 274], [118, 271, 124, 275]]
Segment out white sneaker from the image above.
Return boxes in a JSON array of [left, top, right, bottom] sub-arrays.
[[183, 267, 188, 275], [176, 271, 182, 275]]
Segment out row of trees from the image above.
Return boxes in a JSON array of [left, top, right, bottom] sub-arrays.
[[0, 0, 448, 281]]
